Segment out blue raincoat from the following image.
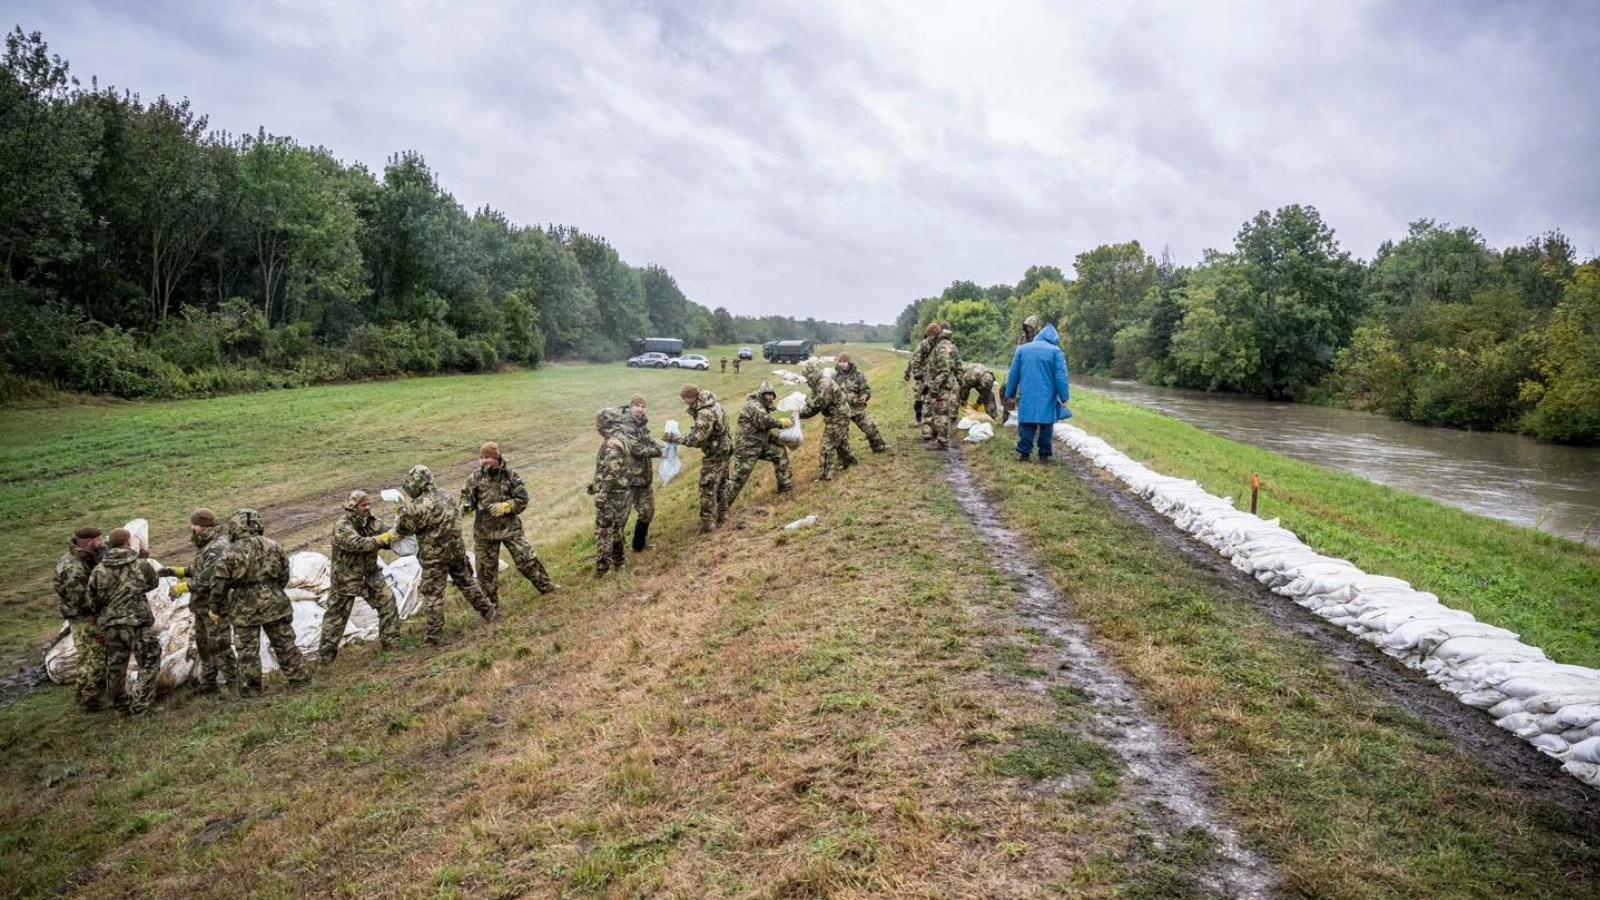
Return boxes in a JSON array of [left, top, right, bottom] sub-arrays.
[[1004, 323, 1071, 424]]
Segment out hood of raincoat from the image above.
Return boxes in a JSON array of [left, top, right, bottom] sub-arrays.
[[404, 465, 434, 498]]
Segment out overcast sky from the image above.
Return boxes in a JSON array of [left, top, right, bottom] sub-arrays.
[[11, 0, 1599, 322]]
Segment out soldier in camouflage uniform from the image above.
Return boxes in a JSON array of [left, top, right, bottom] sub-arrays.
[[904, 323, 939, 437], [87, 527, 161, 715], [924, 326, 962, 450], [611, 397, 663, 552], [589, 408, 631, 575], [799, 361, 857, 480], [957, 362, 1007, 425], [321, 491, 400, 663], [54, 526, 106, 711], [722, 382, 794, 511], [215, 509, 308, 695], [160, 508, 237, 692], [396, 465, 498, 644], [664, 383, 731, 533], [461, 442, 556, 606], [832, 352, 887, 453]]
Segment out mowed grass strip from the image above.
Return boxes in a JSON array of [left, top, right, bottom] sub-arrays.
[[968, 436, 1600, 898], [0, 350, 1165, 897], [1068, 391, 1600, 669], [0, 345, 774, 668]]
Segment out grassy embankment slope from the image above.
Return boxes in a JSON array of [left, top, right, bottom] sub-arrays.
[[1064, 391, 1600, 670], [2, 349, 1598, 896]]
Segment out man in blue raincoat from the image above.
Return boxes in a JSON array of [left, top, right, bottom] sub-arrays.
[[1003, 322, 1071, 463]]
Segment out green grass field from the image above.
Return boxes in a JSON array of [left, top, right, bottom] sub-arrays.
[[3, 349, 1599, 896]]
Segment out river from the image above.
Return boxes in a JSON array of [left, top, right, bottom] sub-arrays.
[[1077, 378, 1600, 544]]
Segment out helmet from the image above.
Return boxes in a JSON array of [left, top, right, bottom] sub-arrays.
[[229, 508, 264, 538], [344, 490, 370, 512], [404, 465, 434, 498]]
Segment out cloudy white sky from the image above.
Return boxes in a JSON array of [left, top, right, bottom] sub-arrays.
[[11, 0, 1599, 322]]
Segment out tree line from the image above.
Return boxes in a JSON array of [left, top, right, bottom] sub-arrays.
[[896, 206, 1600, 446], [0, 29, 892, 401]]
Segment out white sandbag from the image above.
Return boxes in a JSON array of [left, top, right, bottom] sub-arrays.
[[380, 488, 406, 503], [1004, 417, 1018, 429], [955, 415, 977, 431], [391, 536, 418, 557], [776, 391, 808, 412], [1555, 704, 1600, 730], [288, 552, 331, 593], [784, 515, 818, 531], [125, 519, 150, 556], [659, 420, 683, 485], [43, 624, 75, 684], [965, 422, 995, 443], [1569, 736, 1600, 765], [1529, 734, 1569, 756], [260, 600, 325, 673], [383, 555, 425, 619]]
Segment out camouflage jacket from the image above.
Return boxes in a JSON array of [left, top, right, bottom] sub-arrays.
[[182, 525, 232, 611], [461, 463, 530, 540], [591, 434, 630, 498], [331, 509, 387, 591], [904, 338, 932, 384], [834, 365, 872, 413], [800, 375, 851, 424], [613, 411, 663, 487], [54, 543, 102, 620], [960, 363, 996, 394], [926, 338, 961, 393], [216, 534, 293, 627], [87, 547, 159, 629], [397, 487, 469, 566], [679, 391, 732, 460], [734, 391, 787, 457]]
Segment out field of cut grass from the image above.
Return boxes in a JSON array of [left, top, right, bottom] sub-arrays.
[[0, 345, 780, 670], [1067, 391, 1600, 670], [967, 436, 1600, 898]]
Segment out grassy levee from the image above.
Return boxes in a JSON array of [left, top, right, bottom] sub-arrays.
[[0, 345, 761, 671], [0, 349, 1200, 897], [968, 435, 1600, 898], [1068, 391, 1600, 670]]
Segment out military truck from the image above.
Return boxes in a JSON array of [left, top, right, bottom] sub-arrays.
[[762, 340, 815, 364], [629, 337, 683, 358]]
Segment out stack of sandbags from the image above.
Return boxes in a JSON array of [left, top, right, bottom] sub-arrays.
[[771, 369, 807, 385], [1051, 422, 1600, 789]]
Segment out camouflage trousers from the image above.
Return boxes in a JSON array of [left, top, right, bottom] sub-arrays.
[[917, 383, 933, 439], [698, 452, 732, 527], [474, 533, 555, 606], [420, 553, 496, 643], [624, 483, 654, 526], [234, 617, 308, 695], [594, 489, 630, 573], [102, 624, 161, 715], [819, 416, 857, 480], [848, 409, 887, 452], [190, 590, 237, 689], [68, 617, 106, 711], [723, 444, 793, 510], [926, 387, 957, 448], [320, 569, 400, 661]]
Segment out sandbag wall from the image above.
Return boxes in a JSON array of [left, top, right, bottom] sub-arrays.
[[1050, 422, 1600, 789]]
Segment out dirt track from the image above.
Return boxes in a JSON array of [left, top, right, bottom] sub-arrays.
[[946, 453, 1279, 898]]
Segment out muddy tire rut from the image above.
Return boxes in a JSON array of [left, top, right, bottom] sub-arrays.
[[945, 454, 1278, 898]]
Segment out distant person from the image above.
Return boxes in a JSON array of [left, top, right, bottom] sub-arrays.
[[722, 381, 794, 509], [832, 352, 887, 453], [55, 526, 106, 712], [321, 491, 399, 664], [1019, 314, 1040, 345], [462, 442, 557, 603], [216, 509, 309, 695], [87, 527, 161, 715], [720, 358, 727, 374], [1004, 322, 1071, 464], [732, 357, 742, 374], [588, 408, 631, 576], [664, 383, 733, 533]]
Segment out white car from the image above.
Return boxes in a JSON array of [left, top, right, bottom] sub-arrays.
[[671, 354, 711, 371]]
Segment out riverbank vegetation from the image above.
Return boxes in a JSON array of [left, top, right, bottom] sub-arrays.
[[0, 29, 892, 402], [896, 211, 1600, 446]]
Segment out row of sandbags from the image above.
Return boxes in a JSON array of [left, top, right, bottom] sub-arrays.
[[43, 519, 500, 689], [1050, 423, 1600, 788]]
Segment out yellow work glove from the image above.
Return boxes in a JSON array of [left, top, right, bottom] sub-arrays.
[[170, 566, 188, 578], [375, 531, 397, 547], [779, 417, 794, 429], [489, 501, 516, 516], [171, 580, 190, 597]]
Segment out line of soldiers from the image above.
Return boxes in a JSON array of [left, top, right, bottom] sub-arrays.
[[588, 352, 886, 574], [53, 353, 895, 713], [903, 320, 1021, 449], [55, 444, 559, 714]]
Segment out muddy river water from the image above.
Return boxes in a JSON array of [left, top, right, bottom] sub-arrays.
[[1077, 377, 1600, 544]]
